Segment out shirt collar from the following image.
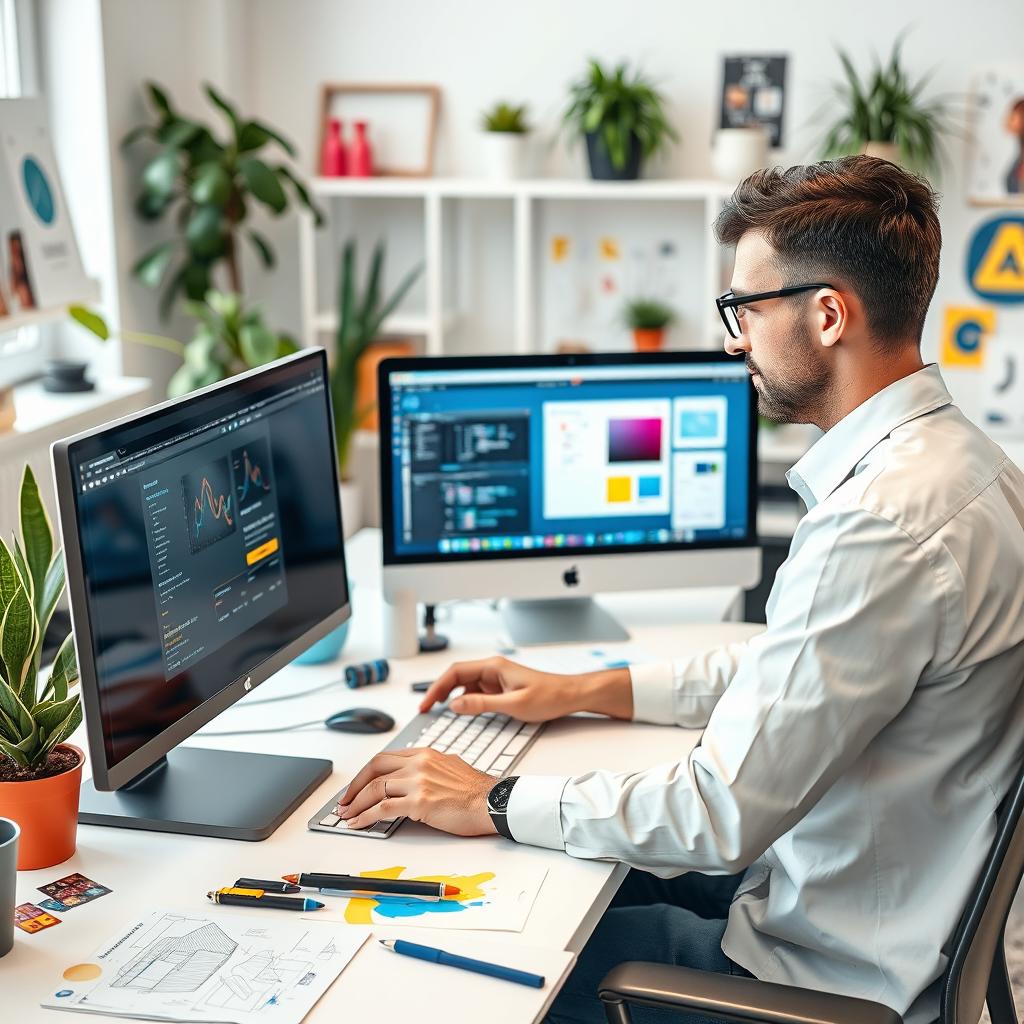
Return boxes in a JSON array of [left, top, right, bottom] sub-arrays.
[[786, 364, 953, 509]]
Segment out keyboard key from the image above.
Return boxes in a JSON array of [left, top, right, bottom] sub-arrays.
[[492, 753, 515, 773], [503, 733, 530, 757], [320, 813, 340, 827], [486, 768, 502, 776]]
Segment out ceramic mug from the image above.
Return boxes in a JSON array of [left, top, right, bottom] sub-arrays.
[[0, 817, 20, 957]]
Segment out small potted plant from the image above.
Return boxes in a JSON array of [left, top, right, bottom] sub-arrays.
[[820, 38, 952, 176], [480, 101, 531, 180], [563, 59, 678, 180], [0, 466, 83, 870], [625, 298, 675, 351]]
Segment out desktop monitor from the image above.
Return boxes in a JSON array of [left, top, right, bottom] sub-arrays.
[[51, 350, 349, 840], [379, 352, 761, 645]]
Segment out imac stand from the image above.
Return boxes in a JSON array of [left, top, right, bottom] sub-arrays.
[[502, 597, 630, 646]]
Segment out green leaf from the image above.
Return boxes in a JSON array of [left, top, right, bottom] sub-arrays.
[[69, 306, 110, 341], [238, 120, 297, 156], [168, 364, 222, 399], [366, 261, 423, 341], [277, 334, 299, 357], [190, 163, 232, 206], [204, 83, 242, 137], [245, 229, 275, 269], [275, 164, 324, 226], [0, 585, 36, 701], [157, 117, 203, 150], [239, 323, 278, 367], [11, 538, 32, 605], [206, 291, 240, 320], [44, 633, 77, 704], [158, 265, 187, 321], [182, 262, 212, 302], [37, 553, 64, 638], [135, 189, 173, 221], [0, 736, 29, 768], [121, 124, 155, 150], [145, 81, 173, 117], [20, 465, 52, 606], [142, 149, 180, 199], [132, 241, 176, 288], [238, 157, 287, 213], [337, 241, 357, 354], [183, 330, 219, 374], [0, 676, 32, 736], [0, 539, 23, 613], [38, 701, 82, 761], [32, 695, 79, 737], [185, 205, 226, 259]]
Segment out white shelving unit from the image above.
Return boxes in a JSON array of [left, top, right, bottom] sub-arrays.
[[298, 177, 735, 357], [0, 276, 102, 334]]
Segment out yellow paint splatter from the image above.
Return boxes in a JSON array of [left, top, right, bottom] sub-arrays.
[[343, 866, 495, 924]]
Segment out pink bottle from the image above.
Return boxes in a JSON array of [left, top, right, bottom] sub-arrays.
[[320, 118, 347, 177], [350, 121, 373, 177]]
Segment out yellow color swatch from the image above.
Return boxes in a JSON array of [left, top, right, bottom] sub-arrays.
[[343, 865, 494, 925], [607, 476, 631, 503]]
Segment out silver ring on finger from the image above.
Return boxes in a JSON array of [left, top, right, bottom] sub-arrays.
[[383, 778, 390, 800]]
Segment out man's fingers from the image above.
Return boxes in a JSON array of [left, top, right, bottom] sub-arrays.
[[342, 752, 414, 806], [344, 794, 412, 830], [339, 772, 409, 820], [450, 690, 515, 715], [419, 658, 504, 713]]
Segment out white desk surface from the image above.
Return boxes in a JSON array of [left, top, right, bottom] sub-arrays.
[[4, 527, 762, 1022]]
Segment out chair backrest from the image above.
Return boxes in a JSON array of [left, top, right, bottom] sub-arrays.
[[940, 754, 1024, 1024]]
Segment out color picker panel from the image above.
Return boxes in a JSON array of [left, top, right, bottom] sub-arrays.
[[608, 418, 663, 463]]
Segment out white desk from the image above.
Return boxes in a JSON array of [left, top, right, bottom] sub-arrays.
[[4, 527, 762, 1022]]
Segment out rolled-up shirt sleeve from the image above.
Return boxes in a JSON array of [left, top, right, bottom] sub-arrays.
[[505, 507, 944, 873]]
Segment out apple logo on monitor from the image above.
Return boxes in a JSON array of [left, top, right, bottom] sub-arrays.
[[563, 565, 580, 587]]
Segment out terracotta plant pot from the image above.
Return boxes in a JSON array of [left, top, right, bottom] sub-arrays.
[[0, 744, 83, 870], [355, 337, 417, 432], [633, 327, 666, 352]]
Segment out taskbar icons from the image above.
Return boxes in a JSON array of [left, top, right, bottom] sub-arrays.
[[438, 527, 696, 554]]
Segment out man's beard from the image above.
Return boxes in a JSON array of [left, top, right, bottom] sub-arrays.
[[747, 322, 831, 424]]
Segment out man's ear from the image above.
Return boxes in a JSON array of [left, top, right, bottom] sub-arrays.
[[816, 289, 847, 350]]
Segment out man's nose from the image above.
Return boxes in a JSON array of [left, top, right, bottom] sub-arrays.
[[724, 333, 750, 357]]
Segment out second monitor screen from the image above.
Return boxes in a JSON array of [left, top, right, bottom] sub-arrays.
[[387, 361, 753, 559]]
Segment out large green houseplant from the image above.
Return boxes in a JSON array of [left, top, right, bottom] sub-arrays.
[[124, 81, 323, 318], [820, 39, 952, 176], [563, 59, 678, 180], [0, 466, 83, 869], [70, 290, 297, 398]]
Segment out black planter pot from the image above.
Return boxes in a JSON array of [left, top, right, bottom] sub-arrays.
[[585, 131, 642, 180]]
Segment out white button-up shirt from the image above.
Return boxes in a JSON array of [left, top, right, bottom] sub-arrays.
[[507, 365, 1024, 1023]]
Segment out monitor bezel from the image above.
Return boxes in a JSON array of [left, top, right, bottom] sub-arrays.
[[51, 349, 351, 792], [378, 350, 759, 567]]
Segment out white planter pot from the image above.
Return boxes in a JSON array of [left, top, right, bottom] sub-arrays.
[[711, 126, 770, 183], [339, 480, 362, 539], [862, 141, 901, 165], [481, 132, 530, 180]]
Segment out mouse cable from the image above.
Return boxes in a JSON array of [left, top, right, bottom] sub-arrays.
[[235, 678, 344, 707], [198, 719, 324, 737]]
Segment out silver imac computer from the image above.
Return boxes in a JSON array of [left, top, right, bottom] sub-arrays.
[[378, 351, 761, 646], [51, 350, 349, 840]]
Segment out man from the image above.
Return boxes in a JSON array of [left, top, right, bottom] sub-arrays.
[[340, 156, 1024, 1023]]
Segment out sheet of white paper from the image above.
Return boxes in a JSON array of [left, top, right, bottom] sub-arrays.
[[40, 910, 369, 1023], [498, 641, 659, 676], [307, 862, 548, 932]]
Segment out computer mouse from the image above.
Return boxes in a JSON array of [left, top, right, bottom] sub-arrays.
[[324, 707, 395, 734]]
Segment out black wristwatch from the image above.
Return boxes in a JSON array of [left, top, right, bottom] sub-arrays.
[[487, 776, 519, 841]]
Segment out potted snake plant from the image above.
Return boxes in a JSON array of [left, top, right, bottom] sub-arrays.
[[0, 465, 83, 870]]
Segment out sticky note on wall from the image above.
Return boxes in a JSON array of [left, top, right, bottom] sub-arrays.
[[941, 306, 996, 368]]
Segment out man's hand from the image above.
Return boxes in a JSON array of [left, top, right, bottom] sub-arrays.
[[338, 748, 498, 836], [419, 656, 633, 722]]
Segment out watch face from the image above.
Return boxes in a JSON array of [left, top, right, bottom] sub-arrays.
[[488, 776, 518, 812]]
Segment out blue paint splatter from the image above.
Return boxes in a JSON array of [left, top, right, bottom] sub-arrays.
[[371, 898, 486, 920]]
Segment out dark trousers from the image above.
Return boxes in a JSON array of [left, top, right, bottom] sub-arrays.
[[547, 868, 752, 1024]]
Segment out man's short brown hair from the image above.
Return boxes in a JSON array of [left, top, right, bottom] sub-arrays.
[[714, 156, 941, 347]]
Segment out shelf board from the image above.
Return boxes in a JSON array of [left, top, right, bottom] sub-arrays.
[[310, 176, 734, 202], [0, 278, 102, 334]]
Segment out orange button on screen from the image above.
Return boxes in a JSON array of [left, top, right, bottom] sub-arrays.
[[246, 537, 279, 565]]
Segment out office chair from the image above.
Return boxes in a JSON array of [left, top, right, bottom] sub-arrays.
[[598, 754, 1024, 1024]]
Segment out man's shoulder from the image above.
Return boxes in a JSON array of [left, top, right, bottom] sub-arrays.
[[829, 404, 1019, 545]]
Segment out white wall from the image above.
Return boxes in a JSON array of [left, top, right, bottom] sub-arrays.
[[52, 0, 1024, 445]]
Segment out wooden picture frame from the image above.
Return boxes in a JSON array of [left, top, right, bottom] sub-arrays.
[[318, 83, 441, 178]]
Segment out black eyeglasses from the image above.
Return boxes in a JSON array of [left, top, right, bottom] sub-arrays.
[[716, 283, 834, 339]]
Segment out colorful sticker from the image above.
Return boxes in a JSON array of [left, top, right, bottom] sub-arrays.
[[37, 872, 112, 910], [940, 306, 996, 368], [15, 903, 62, 933], [967, 216, 1024, 303]]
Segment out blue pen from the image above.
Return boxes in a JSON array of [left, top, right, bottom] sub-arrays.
[[379, 938, 545, 988]]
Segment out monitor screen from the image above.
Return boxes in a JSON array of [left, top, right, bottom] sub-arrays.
[[380, 354, 756, 564], [58, 352, 348, 772]]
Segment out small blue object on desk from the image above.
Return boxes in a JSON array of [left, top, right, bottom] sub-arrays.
[[379, 938, 545, 988]]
